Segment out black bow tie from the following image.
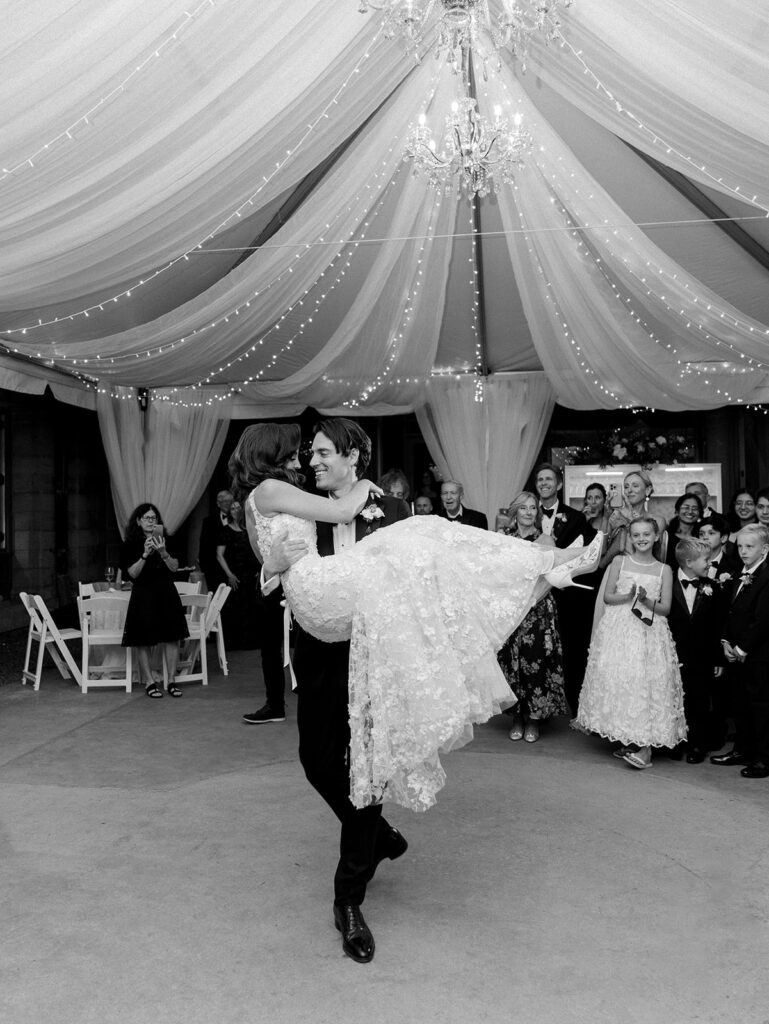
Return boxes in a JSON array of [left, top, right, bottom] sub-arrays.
[[681, 578, 698, 589], [541, 507, 555, 519]]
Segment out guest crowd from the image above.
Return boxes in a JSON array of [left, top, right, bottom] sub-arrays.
[[128, 458, 769, 783], [487, 466, 769, 780]]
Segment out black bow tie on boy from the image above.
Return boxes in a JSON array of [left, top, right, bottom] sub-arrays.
[[680, 577, 698, 590], [541, 507, 555, 519]]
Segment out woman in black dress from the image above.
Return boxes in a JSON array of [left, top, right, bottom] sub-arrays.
[[120, 503, 189, 698], [215, 499, 260, 649], [497, 491, 568, 743]]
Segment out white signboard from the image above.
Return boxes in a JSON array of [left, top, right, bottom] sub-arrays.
[[563, 463, 722, 522]]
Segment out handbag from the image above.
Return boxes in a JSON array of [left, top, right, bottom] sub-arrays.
[[630, 592, 655, 626]]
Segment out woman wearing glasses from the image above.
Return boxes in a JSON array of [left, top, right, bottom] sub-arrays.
[[120, 503, 189, 698]]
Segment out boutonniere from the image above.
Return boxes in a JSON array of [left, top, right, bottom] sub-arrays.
[[360, 503, 385, 522], [739, 572, 754, 588], [717, 572, 732, 585], [555, 512, 568, 524], [699, 583, 714, 598]]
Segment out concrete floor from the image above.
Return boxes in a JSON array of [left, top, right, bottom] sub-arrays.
[[1, 648, 768, 1024]]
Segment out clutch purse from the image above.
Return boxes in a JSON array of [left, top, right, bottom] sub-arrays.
[[630, 593, 655, 626]]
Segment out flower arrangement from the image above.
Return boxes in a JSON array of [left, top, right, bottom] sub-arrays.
[[593, 423, 692, 468]]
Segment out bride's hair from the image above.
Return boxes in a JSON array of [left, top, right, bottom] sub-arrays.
[[228, 423, 305, 498]]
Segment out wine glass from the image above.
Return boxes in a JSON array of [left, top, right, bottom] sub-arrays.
[[105, 565, 116, 587]]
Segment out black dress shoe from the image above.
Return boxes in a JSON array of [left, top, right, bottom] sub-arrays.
[[334, 903, 375, 964], [373, 825, 408, 871], [709, 750, 750, 766], [686, 749, 706, 764], [740, 763, 769, 779]]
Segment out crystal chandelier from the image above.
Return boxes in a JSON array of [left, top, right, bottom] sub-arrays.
[[404, 95, 532, 198], [358, 0, 574, 71]]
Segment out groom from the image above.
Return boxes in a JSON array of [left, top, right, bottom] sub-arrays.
[[261, 417, 411, 963]]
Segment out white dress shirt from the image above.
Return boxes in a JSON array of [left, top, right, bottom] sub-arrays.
[[332, 519, 357, 553], [539, 499, 559, 537]]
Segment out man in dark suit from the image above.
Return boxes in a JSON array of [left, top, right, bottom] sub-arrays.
[[261, 418, 410, 964], [667, 538, 726, 762], [198, 489, 233, 592], [534, 462, 590, 713], [685, 481, 717, 520], [437, 480, 487, 529], [711, 524, 769, 778]]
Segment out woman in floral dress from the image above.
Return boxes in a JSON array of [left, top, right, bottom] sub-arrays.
[[497, 492, 569, 743]]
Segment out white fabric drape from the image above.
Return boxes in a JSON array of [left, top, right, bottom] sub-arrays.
[[96, 388, 229, 537], [415, 373, 556, 526], [3, 1, 769, 415]]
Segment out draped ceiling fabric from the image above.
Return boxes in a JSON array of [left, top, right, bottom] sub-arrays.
[[96, 388, 230, 537], [416, 374, 556, 525], [3, 0, 769, 426]]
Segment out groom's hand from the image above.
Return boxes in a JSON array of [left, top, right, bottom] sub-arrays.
[[262, 528, 308, 580]]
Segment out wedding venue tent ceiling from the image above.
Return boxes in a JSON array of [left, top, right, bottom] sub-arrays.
[[3, 0, 769, 419]]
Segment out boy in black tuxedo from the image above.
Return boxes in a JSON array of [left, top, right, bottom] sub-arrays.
[[695, 512, 741, 583], [667, 538, 726, 763], [711, 524, 769, 778]]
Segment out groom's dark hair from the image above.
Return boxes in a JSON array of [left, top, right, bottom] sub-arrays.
[[313, 418, 372, 477]]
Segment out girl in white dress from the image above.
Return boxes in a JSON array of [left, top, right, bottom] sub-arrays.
[[241, 423, 602, 811], [575, 516, 686, 769]]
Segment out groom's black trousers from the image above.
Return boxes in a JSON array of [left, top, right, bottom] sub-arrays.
[[293, 629, 393, 907]]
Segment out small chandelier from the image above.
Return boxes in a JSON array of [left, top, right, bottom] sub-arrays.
[[404, 96, 532, 198], [358, 0, 574, 71]]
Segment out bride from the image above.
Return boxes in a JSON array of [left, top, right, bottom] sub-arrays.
[[238, 423, 600, 811]]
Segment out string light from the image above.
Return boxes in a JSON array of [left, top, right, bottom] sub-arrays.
[[0, 1, 217, 185], [144, 140, 410, 405], [536, 145, 769, 395], [552, 26, 769, 215], [1, 23, 384, 337]]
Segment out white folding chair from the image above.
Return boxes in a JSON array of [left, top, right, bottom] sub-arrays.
[[207, 582, 230, 676], [171, 585, 231, 689], [79, 593, 133, 693], [174, 580, 203, 597], [20, 593, 82, 690]]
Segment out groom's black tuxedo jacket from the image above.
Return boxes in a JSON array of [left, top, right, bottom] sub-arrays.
[[314, 494, 411, 558]]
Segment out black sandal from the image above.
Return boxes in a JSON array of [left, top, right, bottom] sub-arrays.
[[145, 683, 163, 699], [167, 683, 183, 698]]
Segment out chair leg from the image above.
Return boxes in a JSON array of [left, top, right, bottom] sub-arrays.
[[21, 626, 35, 686], [47, 645, 72, 680], [81, 634, 89, 694], [125, 646, 133, 694], [31, 633, 47, 690], [200, 633, 208, 686], [216, 621, 228, 676]]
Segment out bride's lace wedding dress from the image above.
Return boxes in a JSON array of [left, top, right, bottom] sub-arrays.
[[249, 496, 556, 812]]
